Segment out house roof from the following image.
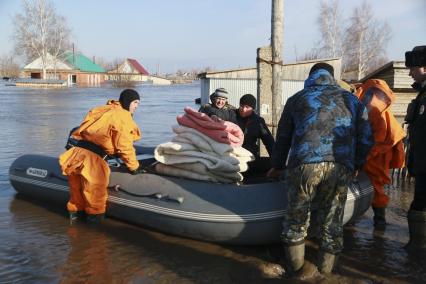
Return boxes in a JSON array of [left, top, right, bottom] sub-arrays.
[[359, 61, 406, 82], [198, 58, 342, 81], [63, 52, 105, 73], [127, 59, 149, 75], [23, 53, 73, 70]]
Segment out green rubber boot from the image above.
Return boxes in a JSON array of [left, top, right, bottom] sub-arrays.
[[284, 243, 305, 273], [318, 251, 338, 274]]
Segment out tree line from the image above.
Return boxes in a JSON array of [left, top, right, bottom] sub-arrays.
[[1, 0, 390, 81], [301, 0, 391, 80]]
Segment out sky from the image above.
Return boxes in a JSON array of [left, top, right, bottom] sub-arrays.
[[0, 0, 425, 74]]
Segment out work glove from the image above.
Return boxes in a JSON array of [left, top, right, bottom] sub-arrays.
[[129, 165, 145, 175]]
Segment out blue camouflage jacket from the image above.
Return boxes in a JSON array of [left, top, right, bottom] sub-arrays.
[[270, 69, 374, 171]]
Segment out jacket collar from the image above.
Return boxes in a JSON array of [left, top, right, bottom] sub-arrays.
[[304, 69, 337, 88]]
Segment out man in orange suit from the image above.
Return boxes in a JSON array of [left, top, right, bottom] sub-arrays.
[[356, 79, 406, 226], [60, 89, 143, 224]]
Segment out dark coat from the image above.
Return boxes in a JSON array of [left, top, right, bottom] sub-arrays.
[[235, 111, 275, 157], [198, 104, 236, 121], [406, 82, 426, 175]]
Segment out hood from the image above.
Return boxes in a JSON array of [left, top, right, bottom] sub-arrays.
[[304, 69, 337, 88], [107, 99, 122, 107], [356, 79, 395, 113]]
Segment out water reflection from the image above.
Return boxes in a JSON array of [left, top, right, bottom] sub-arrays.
[[1, 84, 425, 283]]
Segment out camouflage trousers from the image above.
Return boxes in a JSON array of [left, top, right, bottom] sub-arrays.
[[281, 162, 351, 254]]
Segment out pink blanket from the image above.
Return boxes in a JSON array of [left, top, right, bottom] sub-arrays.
[[176, 107, 243, 147]]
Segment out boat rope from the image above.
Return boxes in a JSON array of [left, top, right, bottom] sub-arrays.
[[46, 170, 184, 204]]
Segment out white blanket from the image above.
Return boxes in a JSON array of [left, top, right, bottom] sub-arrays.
[[155, 141, 249, 172], [155, 163, 242, 183]]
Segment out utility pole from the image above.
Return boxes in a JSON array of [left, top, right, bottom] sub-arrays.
[[271, 0, 283, 136]]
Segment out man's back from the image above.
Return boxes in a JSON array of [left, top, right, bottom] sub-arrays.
[[271, 69, 373, 171]]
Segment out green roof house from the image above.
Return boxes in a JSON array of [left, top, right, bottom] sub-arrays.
[[63, 52, 105, 73], [23, 51, 106, 86]]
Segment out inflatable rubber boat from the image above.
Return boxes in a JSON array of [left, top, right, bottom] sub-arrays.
[[9, 146, 373, 245]]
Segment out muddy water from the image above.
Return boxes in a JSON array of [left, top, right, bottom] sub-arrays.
[[0, 82, 425, 283]]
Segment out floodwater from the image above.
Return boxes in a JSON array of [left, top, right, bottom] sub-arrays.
[[0, 82, 425, 283]]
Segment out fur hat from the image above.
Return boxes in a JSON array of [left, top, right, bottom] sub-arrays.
[[309, 62, 335, 77], [119, 89, 140, 111], [239, 94, 256, 109], [405, 46, 426, 67]]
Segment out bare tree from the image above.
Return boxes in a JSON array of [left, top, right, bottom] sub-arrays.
[[300, 47, 322, 61], [317, 0, 343, 59], [0, 55, 20, 78], [343, 1, 391, 80], [12, 0, 71, 79]]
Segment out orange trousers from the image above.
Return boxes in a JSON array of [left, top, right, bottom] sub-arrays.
[[67, 174, 109, 214], [59, 147, 110, 215], [364, 153, 392, 208]]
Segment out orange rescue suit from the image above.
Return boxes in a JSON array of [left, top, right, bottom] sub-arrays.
[[59, 100, 141, 214], [356, 79, 406, 208]]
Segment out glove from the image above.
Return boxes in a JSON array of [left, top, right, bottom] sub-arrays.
[[129, 165, 145, 175]]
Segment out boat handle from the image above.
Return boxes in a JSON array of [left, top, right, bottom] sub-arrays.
[[110, 184, 184, 204]]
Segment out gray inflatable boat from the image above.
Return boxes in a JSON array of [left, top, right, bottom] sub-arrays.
[[9, 146, 373, 245]]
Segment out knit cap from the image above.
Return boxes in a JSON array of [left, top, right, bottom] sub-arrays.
[[239, 94, 256, 109]]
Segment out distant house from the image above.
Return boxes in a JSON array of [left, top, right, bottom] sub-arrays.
[[23, 52, 105, 86], [107, 58, 171, 85]]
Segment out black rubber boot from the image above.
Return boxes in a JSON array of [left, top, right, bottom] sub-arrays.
[[86, 214, 105, 225], [405, 210, 426, 250], [69, 211, 85, 225], [373, 207, 386, 226]]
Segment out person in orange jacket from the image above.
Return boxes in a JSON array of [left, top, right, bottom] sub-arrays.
[[356, 79, 406, 226], [59, 89, 143, 224]]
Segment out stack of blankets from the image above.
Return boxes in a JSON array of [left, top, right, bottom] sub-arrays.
[[154, 107, 254, 183]]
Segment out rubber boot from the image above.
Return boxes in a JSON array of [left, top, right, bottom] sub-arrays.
[[405, 210, 426, 250], [86, 214, 105, 225], [373, 207, 386, 226], [317, 251, 338, 274], [284, 243, 305, 273], [69, 211, 85, 225]]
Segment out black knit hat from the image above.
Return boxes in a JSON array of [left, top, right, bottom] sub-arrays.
[[309, 62, 334, 77], [405, 46, 426, 67], [239, 94, 256, 109], [119, 89, 140, 111]]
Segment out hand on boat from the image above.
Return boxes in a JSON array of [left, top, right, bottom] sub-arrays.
[[266, 168, 282, 179], [353, 170, 359, 179]]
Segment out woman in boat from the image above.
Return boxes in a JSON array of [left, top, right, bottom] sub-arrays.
[[198, 88, 237, 121], [59, 89, 143, 224]]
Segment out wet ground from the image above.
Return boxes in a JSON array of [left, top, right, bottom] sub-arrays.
[[0, 83, 425, 283]]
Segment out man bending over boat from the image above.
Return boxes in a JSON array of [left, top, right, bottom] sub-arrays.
[[267, 63, 374, 279], [59, 89, 144, 224]]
